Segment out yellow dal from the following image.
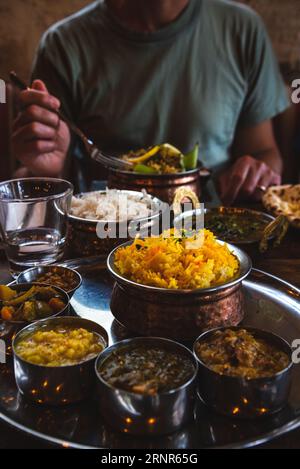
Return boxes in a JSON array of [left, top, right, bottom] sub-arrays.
[[16, 327, 104, 367]]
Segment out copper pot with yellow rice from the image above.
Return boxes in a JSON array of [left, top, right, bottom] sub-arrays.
[[107, 229, 252, 340]]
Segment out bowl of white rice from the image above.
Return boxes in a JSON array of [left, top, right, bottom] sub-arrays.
[[68, 189, 166, 256]]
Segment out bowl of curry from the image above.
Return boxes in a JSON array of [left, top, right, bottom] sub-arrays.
[[193, 327, 293, 418], [174, 207, 275, 245], [13, 316, 108, 405], [95, 337, 198, 435], [17, 265, 82, 298]]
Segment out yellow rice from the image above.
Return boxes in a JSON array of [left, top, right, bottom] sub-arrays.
[[114, 229, 239, 290]]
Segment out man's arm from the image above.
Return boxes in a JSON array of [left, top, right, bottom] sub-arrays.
[[218, 119, 282, 205]]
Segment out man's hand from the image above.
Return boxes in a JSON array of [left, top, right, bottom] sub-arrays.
[[218, 155, 281, 206], [12, 80, 71, 177]]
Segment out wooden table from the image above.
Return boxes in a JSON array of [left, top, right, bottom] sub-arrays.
[[0, 211, 299, 449]]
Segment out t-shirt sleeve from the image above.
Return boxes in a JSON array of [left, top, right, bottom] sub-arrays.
[[238, 15, 290, 128], [31, 28, 78, 122], [31, 27, 84, 183]]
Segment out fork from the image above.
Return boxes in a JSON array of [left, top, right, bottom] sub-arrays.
[[9, 71, 133, 171]]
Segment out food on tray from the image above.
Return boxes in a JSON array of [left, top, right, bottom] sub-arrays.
[[99, 345, 195, 395], [15, 326, 105, 366], [0, 285, 66, 322], [263, 185, 300, 229], [195, 329, 290, 379], [35, 268, 78, 292], [204, 211, 269, 243], [122, 143, 199, 174], [114, 229, 239, 290], [70, 188, 153, 221]]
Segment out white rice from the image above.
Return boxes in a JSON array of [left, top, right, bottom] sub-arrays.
[[70, 189, 154, 222]]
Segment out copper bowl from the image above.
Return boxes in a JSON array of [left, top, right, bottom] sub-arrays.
[[107, 242, 252, 341], [107, 165, 211, 204], [68, 190, 167, 257]]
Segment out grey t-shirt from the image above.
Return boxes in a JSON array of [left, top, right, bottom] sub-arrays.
[[32, 0, 289, 173]]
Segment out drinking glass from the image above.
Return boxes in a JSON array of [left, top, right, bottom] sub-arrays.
[[0, 178, 73, 277]]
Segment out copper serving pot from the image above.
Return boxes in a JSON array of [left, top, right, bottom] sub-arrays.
[[107, 242, 252, 341], [68, 190, 167, 257], [107, 165, 211, 204]]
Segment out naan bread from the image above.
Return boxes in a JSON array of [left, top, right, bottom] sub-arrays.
[[262, 185, 300, 229]]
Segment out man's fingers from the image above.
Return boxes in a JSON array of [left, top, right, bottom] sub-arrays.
[[32, 79, 49, 93], [252, 172, 282, 201], [19, 89, 60, 111], [239, 164, 264, 198], [13, 104, 60, 130], [15, 139, 57, 161], [12, 122, 57, 142], [221, 164, 250, 206]]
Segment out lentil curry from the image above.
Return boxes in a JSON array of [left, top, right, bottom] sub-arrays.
[[15, 326, 105, 367]]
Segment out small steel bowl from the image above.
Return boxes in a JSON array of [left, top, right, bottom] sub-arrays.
[[95, 337, 198, 435], [16, 265, 82, 298], [193, 326, 293, 419], [68, 190, 167, 257], [174, 207, 276, 245], [13, 316, 108, 406], [0, 283, 70, 353], [107, 241, 252, 340]]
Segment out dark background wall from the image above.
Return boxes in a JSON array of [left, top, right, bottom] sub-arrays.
[[0, 0, 299, 82]]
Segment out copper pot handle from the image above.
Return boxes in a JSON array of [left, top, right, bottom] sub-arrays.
[[172, 188, 201, 216]]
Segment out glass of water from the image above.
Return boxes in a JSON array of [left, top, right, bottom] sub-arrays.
[[0, 178, 73, 277]]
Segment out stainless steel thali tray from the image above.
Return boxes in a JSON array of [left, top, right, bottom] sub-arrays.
[[1, 259, 300, 449]]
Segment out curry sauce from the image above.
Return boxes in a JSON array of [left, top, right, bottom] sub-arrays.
[[195, 329, 290, 379], [99, 346, 195, 395]]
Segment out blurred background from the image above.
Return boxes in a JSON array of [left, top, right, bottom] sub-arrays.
[[0, 0, 299, 81], [0, 0, 299, 180]]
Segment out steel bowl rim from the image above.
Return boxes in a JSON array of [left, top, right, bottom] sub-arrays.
[[12, 316, 109, 369], [174, 206, 276, 245], [0, 177, 73, 204], [0, 282, 70, 326], [107, 240, 252, 295], [95, 336, 198, 398], [68, 189, 168, 225], [193, 325, 293, 383], [16, 265, 82, 296]]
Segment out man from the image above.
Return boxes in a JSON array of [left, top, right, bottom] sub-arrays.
[[12, 0, 289, 204]]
